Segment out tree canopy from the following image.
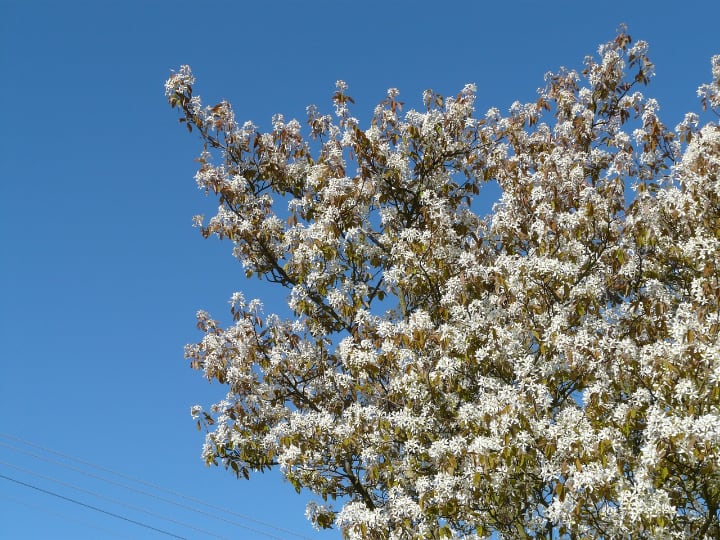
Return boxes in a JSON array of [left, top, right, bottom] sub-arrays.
[[166, 29, 720, 539]]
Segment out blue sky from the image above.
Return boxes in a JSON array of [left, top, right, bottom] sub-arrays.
[[1, 1, 718, 538]]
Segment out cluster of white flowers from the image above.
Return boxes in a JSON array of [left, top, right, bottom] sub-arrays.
[[164, 65, 194, 98], [698, 55, 720, 111]]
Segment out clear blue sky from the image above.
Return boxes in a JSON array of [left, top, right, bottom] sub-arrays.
[[1, 1, 718, 538]]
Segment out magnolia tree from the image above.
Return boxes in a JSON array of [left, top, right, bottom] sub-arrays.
[[166, 30, 720, 539]]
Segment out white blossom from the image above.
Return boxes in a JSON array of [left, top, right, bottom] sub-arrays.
[[169, 30, 720, 539]]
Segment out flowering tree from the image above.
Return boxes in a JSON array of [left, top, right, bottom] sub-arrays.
[[166, 30, 720, 539]]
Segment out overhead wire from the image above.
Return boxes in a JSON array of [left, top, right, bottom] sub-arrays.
[[0, 432, 314, 539], [1, 460, 235, 540], [0, 473, 189, 540], [0, 434, 313, 540], [0, 492, 135, 540]]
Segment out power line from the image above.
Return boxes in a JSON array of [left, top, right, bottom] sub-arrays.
[[0, 432, 317, 540], [0, 492, 135, 540], [0, 473, 189, 539], [0, 442, 290, 540], [1, 460, 234, 540]]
